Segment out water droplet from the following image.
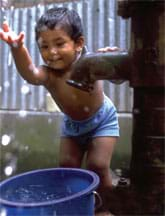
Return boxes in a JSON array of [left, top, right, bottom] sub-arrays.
[[0, 208, 7, 216], [84, 106, 90, 112], [3, 15, 7, 21], [48, 118, 53, 124], [24, 146, 29, 151], [21, 85, 30, 95], [12, 42, 19, 48], [4, 81, 10, 88], [11, 6, 14, 11], [1, 134, 11, 146], [4, 166, 13, 176], [37, 37, 43, 46], [40, 25, 48, 32], [0, 86, 2, 92], [94, 118, 99, 123], [108, 18, 114, 23], [29, 64, 34, 71], [28, 64, 39, 74], [34, 69, 39, 74], [19, 110, 27, 118]]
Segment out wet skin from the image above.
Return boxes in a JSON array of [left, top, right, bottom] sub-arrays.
[[0, 23, 104, 120], [37, 28, 104, 120]]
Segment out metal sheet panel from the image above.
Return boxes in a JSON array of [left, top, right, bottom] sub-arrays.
[[0, 0, 132, 112]]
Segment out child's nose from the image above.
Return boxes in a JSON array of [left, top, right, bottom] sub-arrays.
[[50, 47, 57, 54]]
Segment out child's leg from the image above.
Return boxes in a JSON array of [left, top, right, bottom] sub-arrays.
[[86, 136, 117, 212], [86, 136, 116, 188], [59, 137, 84, 168]]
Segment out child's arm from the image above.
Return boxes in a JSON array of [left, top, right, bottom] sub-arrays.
[[0, 21, 48, 85]]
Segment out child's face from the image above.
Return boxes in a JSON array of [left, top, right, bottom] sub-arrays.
[[37, 27, 83, 71]]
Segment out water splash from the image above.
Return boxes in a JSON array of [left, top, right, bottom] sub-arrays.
[[0, 207, 7, 216], [4, 155, 17, 177], [3, 81, 10, 88], [28, 64, 39, 75], [18, 110, 27, 118], [3, 15, 7, 21], [12, 42, 19, 48], [21, 85, 30, 95], [4, 166, 13, 176], [4, 184, 73, 203], [1, 134, 11, 146]]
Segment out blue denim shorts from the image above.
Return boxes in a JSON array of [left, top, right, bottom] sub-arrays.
[[61, 95, 119, 145]]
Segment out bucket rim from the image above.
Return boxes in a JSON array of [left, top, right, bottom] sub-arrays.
[[0, 168, 99, 208]]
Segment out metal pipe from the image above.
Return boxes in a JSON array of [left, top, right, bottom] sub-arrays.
[[67, 51, 132, 92]]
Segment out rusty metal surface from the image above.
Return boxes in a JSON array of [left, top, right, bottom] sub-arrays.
[[129, 2, 165, 87], [67, 51, 131, 92], [117, 0, 165, 19], [121, 2, 164, 215]]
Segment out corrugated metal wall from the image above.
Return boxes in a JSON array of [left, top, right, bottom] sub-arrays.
[[0, 0, 133, 112]]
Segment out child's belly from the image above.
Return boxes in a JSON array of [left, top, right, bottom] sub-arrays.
[[61, 95, 104, 120], [47, 81, 104, 120]]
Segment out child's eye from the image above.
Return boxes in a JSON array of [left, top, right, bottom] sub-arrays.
[[56, 42, 65, 47], [40, 45, 48, 49]]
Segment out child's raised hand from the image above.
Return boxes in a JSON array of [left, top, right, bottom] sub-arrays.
[[0, 21, 25, 48]]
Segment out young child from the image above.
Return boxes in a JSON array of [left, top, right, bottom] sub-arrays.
[[0, 7, 119, 212]]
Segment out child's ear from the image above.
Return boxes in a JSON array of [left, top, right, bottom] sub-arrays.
[[76, 36, 85, 52]]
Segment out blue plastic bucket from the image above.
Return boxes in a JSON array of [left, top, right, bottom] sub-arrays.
[[0, 168, 100, 216]]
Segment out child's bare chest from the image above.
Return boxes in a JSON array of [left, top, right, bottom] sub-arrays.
[[44, 71, 103, 119], [45, 74, 88, 109]]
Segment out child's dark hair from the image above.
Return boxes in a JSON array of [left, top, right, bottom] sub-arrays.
[[35, 7, 83, 41]]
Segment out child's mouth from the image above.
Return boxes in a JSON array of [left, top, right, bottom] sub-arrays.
[[47, 57, 62, 65]]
